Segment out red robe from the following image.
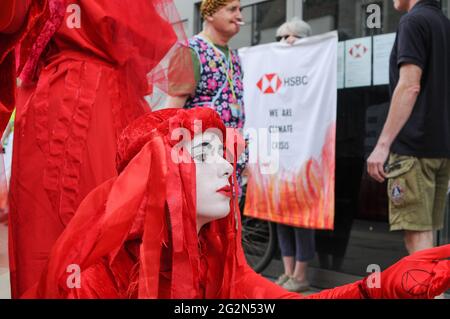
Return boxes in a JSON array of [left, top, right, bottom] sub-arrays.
[[2, 0, 186, 297]]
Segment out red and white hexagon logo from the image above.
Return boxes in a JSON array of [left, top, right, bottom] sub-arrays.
[[256, 73, 282, 94], [349, 43, 368, 58]]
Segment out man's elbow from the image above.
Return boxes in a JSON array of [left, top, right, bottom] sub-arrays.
[[398, 64, 422, 98], [405, 83, 421, 96], [397, 81, 421, 98]]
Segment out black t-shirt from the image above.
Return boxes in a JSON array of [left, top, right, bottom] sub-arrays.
[[389, 0, 450, 158]]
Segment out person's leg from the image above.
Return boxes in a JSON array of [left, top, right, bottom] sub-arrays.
[[282, 257, 295, 277], [276, 223, 295, 282], [282, 228, 314, 292], [431, 167, 448, 301], [292, 228, 315, 282], [404, 158, 450, 255], [404, 230, 433, 254], [404, 158, 450, 254]]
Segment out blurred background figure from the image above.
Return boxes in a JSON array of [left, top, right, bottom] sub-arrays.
[[276, 17, 311, 44], [273, 17, 314, 293]]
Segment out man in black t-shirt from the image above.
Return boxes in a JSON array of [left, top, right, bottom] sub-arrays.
[[368, 0, 450, 254]]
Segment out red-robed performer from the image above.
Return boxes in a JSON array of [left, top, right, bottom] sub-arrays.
[[25, 107, 450, 299], [0, 0, 193, 297]]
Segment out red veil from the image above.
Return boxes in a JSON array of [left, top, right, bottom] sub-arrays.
[[0, 0, 193, 133]]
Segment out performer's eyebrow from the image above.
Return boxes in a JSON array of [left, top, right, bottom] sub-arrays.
[[192, 139, 213, 151]]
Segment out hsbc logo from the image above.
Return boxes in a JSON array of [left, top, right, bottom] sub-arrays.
[[349, 43, 368, 58], [257, 73, 282, 94], [257, 73, 308, 94]]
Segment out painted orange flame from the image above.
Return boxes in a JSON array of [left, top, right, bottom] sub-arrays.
[[244, 122, 336, 230]]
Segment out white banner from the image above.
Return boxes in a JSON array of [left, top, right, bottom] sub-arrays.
[[239, 31, 337, 229]]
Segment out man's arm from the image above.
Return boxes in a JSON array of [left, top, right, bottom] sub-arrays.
[[164, 95, 191, 109], [0, 0, 31, 34], [367, 63, 422, 182], [163, 47, 199, 109]]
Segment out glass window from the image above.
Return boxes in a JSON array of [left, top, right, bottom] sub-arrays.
[[195, 0, 287, 49], [303, 0, 403, 39], [252, 0, 286, 45], [444, 0, 450, 17], [229, 6, 253, 48]]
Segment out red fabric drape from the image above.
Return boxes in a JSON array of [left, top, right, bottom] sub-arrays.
[[0, 0, 51, 132], [7, 0, 193, 297]]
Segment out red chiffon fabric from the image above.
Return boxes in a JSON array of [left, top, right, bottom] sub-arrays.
[[6, 0, 192, 298], [0, 0, 52, 130]]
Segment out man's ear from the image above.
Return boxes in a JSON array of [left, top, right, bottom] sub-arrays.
[[205, 15, 214, 23]]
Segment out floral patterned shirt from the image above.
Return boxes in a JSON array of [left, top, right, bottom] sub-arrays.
[[185, 35, 247, 192], [185, 35, 245, 129]]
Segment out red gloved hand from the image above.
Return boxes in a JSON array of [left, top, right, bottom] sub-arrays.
[[360, 244, 450, 299]]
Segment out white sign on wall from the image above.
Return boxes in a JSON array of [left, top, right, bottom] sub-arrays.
[[344, 37, 372, 88], [337, 41, 345, 89], [373, 33, 396, 86]]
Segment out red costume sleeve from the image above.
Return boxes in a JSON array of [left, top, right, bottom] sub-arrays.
[[232, 244, 450, 299], [232, 263, 300, 299], [359, 244, 450, 299], [308, 244, 450, 299], [231, 262, 363, 299]]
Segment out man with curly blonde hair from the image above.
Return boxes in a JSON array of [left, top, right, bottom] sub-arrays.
[[166, 0, 247, 191]]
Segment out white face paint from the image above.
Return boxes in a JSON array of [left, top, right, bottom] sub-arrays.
[[183, 131, 234, 233]]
